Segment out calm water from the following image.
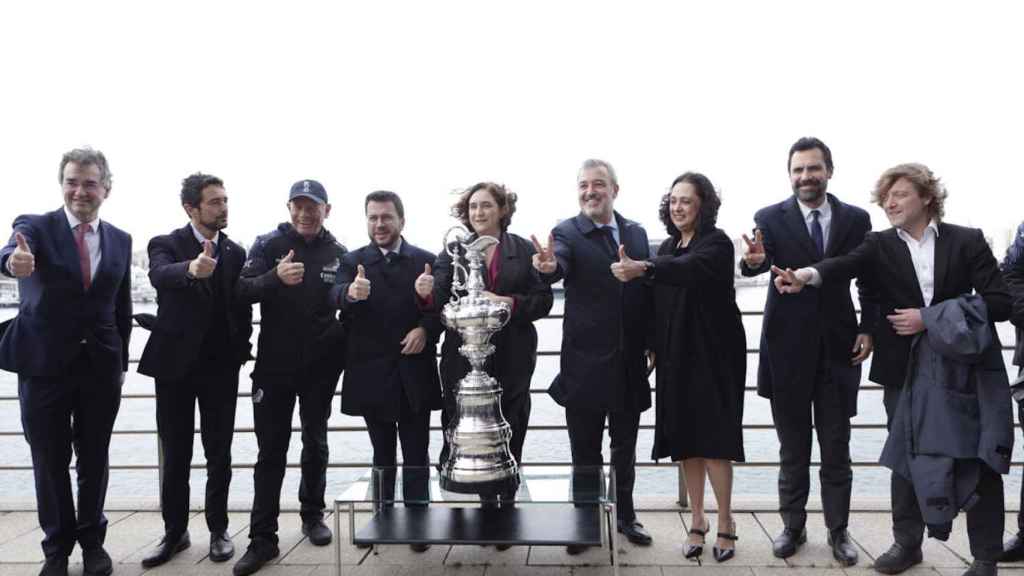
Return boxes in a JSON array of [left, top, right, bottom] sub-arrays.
[[1, 286, 1021, 508]]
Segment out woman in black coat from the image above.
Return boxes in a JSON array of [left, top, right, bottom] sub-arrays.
[[611, 172, 746, 562], [425, 182, 553, 502]]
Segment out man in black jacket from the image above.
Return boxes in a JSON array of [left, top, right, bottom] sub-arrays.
[[773, 163, 1011, 576], [331, 191, 441, 553], [1000, 221, 1024, 561], [740, 137, 876, 565], [232, 180, 347, 576], [532, 158, 654, 550], [137, 173, 253, 567]]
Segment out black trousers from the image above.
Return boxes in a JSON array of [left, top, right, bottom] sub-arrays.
[[770, 349, 852, 534], [18, 348, 122, 560], [364, 390, 431, 506], [565, 405, 640, 523], [154, 358, 240, 537], [248, 363, 339, 544], [884, 386, 1005, 561]]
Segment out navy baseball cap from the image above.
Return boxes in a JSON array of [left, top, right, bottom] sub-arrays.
[[289, 179, 328, 204]]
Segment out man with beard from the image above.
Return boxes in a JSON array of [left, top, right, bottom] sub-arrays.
[[232, 180, 347, 576], [330, 191, 441, 553], [532, 159, 654, 551], [137, 173, 253, 567], [740, 137, 877, 566]]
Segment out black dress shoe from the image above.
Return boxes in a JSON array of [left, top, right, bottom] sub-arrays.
[[1002, 533, 1024, 562], [302, 519, 333, 546], [566, 544, 589, 555], [495, 543, 512, 551], [713, 520, 738, 563], [210, 531, 235, 562], [684, 519, 708, 559], [409, 543, 431, 552], [233, 541, 280, 576], [828, 529, 858, 566], [873, 542, 923, 575], [772, 527, 806, 559], [963, 559, 998, 576], [39, 556, 69, 576], [618, 519, 653, 546], [142, 531, 191, 568], [82, 546, 113, 576]]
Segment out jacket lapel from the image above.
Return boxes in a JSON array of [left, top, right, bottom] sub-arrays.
[[883, 229, 926, 307], [782, 197, 820, 262], [494, 232, 519, 294], [933, 224, 950, 301], [825, 195, 845, 257]]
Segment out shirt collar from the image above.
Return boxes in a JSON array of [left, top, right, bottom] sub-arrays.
[[379, 237, 403, 256], [896, 219, 940, 243], [63, 206, 100, 232], [189, 223, 220, 246], [591, 217, 618, 233], [797, 197, 831, 222]]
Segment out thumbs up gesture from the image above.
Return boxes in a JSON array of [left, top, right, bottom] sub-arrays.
[[610, 244, 647, 282], [742, 229, 766, 267], [7, 232, 35, 278], [531, 233, 557, 274], [276, 249, 305, 286], [348, 263, 371, 301], [188, 240, 218, 279], [415, 263, 434, 299]]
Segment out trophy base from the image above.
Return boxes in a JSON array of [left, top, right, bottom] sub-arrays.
[[439, 473, 520, 496]]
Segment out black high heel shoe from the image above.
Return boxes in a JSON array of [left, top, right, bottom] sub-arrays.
[[713, 520, 738, 562], [684, 520, 709, 559]]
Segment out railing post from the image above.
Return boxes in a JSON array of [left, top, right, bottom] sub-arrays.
[[676, 461, 688, 508]]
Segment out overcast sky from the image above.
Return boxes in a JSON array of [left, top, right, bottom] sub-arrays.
[[2, 1, 1022, 255]]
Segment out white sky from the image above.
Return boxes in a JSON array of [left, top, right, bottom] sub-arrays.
[[2, 1, 1022, 254]]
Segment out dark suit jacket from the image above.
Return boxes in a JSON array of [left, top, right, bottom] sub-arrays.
[[815, 222, 1011, 388], [137, 225, 253, 380], [740, 194, 878, 416], [0, 208, 132, 378], [331, 239, 442, 421], [1001, 222, 1024, 368], [543, 212, 653, 413], [435, 231, 554, 405]]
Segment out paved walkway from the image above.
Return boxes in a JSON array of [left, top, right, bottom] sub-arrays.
[[1, 510, 1018, 575]]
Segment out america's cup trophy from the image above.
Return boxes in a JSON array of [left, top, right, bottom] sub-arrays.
[[439, 227, 519, 495]]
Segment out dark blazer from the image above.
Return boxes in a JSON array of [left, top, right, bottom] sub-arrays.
[[331, 239, 442, 421], [137, 225, 253, 380], [435, 232, 554, 403], [740, 194, 877, 416], [543, 212, 653, 413], [1001, 222, 1024, 368], [0, 208, 132, 378], [815, 222, 1012, 387]]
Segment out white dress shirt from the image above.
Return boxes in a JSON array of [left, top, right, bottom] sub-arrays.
[[798, 198, 832, 254], [64, 206, 101, 282]]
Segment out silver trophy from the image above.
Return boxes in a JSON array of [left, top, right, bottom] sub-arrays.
[[439, 227, 519, 495]]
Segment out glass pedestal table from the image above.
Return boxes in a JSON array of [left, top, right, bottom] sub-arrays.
[[332, 465, 618, 576]]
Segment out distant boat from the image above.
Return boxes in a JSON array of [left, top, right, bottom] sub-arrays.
[[0, 268, 158, 305]]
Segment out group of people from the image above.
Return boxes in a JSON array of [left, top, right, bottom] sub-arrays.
[[1, 139, 1023, 576]]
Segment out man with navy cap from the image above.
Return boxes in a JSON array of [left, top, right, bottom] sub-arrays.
[[233, 180, 348, 576]]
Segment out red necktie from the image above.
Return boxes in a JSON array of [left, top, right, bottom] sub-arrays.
[[75, 223, 92, 290]]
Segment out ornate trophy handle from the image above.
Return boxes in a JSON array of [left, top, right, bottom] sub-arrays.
[[443, 226, 470, 303]]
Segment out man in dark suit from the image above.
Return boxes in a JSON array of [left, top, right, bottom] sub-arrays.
[[0, 148, 132, 576], [740, 137, 876, 565], [331, 191, 441, 553], [773, 163, 1011, 576], [136, 173, 253, 567], [532, 158, 654, 550], [999, 222, 1024, 561]]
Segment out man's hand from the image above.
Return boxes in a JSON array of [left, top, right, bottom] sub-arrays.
[[400, 326, 427, 355], [347, 264, 371, 301], [276, 249, 304, 286], [851, 333, 873, 365], [7, 232, 35, 278], [887, 308, 925, 336], [531, 233, 557, 274], [771, 265, 811, 294], [742, 229, 766, 267], [610, 245, 647, 282], [188, 240, 217, 279], [415, 263, 434, 299]]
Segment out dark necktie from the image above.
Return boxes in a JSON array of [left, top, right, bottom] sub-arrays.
[[810, 209, 824, 257], [385, 252, 398, 266], [600, 226, 618, 259], [74, 223, 92, 290]]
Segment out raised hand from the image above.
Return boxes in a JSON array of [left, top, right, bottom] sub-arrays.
[[276, 249, 305, 286], [770, 265, 809, 294], [7, 232, 35, 278], [415, 263, 434, 299], [348, 263, 371, 301], [610, 244, 646, 282], [188, 240, 218, 279], [742, 229, 766, 267], [531, 233, 557, 274]]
